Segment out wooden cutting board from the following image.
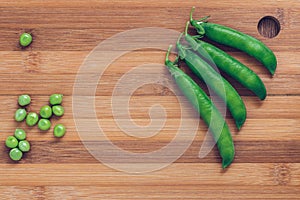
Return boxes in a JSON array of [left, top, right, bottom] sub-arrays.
[[0, 0, 299, 199]]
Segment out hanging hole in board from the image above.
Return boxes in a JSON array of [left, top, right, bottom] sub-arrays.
[[257, 16, 281, 38]]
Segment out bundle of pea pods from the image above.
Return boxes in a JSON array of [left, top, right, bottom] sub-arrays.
[[165, 7, 277, 168]]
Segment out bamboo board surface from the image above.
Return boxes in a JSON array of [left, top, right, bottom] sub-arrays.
[[0, 0, 300, 199]]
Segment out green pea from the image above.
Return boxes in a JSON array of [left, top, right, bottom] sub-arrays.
[[5, 136, 19, 148], [14, 108, 27, 122], [9, 148, 23, 161], [52, 105, 64, 117], [38, 119, 51, 131], [53, 124, 66, 138], [40, 105, 52, 119], [26, 112, 39, 126], [19, 33, 32, 47], [14, 128, 26, 140], [18, 140, 30, 152], [18, 94, 31, 106], [49, 94, 63, 105]]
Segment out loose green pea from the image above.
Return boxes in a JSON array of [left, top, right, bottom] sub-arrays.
[[52, 105, 64, 117], [53, 124, 66, 138], [40, 105, 52, 119], [14, 108, 27, 122], [14, 128, 26, 140], [9, 148, 23, 161], [26, 112, 39, 126], [18, 94, 31, 106], [19, 32, 32, 47], [18, 140, 30, 152], [5, 136, 19, 148], [38, 119, 51, 131], [49, 94, 63, 105]]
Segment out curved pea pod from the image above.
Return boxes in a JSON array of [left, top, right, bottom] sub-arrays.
[[165, 45, 235, 168], [176, 39, 247, 129], [184, 28, 267, 100], [189, 7, 277, 75]]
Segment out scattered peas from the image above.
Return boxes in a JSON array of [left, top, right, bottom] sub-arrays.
[[53, 124, 66, 138], [9, 148, 23, 161], [52, 105, 64, 117], [14, 128, 26, 140], [19, 32, 32, 47], [38, 119, 51, 131], [40, 105, 52, 119], [5, 136, 19, 148], [14, 108, 27, 122], [18, 94, 31, 106], [26, 112, 39, 126], [6, 93, 67, 162], [49, 94, 63, 105], [18, 140, 30, 152]]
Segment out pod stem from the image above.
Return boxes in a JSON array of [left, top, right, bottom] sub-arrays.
[[192, 35, 203, 41], [177, 33, 192, 50], [185, 20, 204, 41], [184, 21, 190, 36], [190, 7, 210, 22], [165, 45, 172, 64], [165, 45, 178, 67], [189, 6, 196, 22], [189, 7, 210, 36], [177, 33, 184, 45], [179, 33, 196, 51], [197, 15, 211, 23], [176, 33, 189, 60]]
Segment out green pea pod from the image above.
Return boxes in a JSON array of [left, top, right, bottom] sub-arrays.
[[189, 7, 277, 75], [176, 38, 247, 129], [184, 22, 267, 100], [165, 45, 235, 168]]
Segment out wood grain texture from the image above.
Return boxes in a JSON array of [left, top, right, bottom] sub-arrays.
[[0, 0, 299, 199]]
